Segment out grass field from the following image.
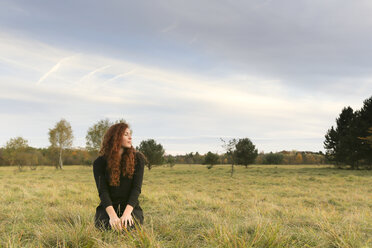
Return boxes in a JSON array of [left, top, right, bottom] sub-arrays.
[[0, 164, 371, 248]]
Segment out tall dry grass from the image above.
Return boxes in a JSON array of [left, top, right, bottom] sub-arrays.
[[0, 164, 371, 247]]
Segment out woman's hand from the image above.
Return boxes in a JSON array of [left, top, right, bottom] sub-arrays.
[[106, 206, 122, 231], [120, 212, 134, 229], [109, 215, 122, 231]]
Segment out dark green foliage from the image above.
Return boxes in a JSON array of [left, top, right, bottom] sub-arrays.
[[324, 96, 372, 169], [362, 127, 372, 148], [203, 151, 219, 169], [235, 138, 258, 168], [263, 152, 284, 164], [324, 107, 358, 168], [165, 155, 176, 168], [137, 139, 165, 170], [356, 97, 372, 165]]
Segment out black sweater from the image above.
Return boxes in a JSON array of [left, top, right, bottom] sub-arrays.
[[93, 152, 145, 209]]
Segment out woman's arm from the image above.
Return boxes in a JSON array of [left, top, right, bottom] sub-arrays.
[[127, 152, 145, 208], [121, 153, 145, 228], [93, 157, 113, 210]]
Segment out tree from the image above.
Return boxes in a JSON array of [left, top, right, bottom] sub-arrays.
[[184, 152, 195, 164], [324, 107, 360, 169], [49, 119, 74, 169], [221, 138, 237, 177], [264, 152, 283, 164], [324, 96, 372, 170], [193, 152, 203, 164], [165, 155, 176, 169], [294, 153, 303, 164], [86, 118, 127, 154], [235, 138, 258, 168], [356, 97, 372, 167], [305, 154, 316, 164], [324, 126, 338, 165], [137, 139, 164, 170], [203, 151, 219, 169], [86, 119, 112, 153], [363, 127, 372, 148], [3, 137, 29, 170]]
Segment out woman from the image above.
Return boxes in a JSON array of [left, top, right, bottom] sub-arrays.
[[93, 122, 145, 231]]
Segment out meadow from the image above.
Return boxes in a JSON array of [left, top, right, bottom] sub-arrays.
[[0, 164, 371, 248]]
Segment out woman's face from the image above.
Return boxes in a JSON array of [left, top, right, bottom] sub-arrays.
[[122, 128, 132, 148]]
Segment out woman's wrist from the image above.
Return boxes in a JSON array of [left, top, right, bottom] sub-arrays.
[[123, 204, 134, 216], [105, 205, 118, 219]]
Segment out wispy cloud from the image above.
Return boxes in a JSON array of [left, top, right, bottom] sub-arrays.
[[189, 35, 198, 44], [103, 69, 136, 84], [36, 55, 76, 85], [161, 21, 178, 33], [76, 65, 111, 84], [0, 23, 370, 153]]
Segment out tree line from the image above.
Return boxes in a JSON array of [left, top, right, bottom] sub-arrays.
[[1, 95, 371, 171], [0, 144, 325, 168], [0, 127, 325, 177]]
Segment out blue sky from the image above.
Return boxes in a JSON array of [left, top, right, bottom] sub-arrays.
[[1, 0, 371, 155]]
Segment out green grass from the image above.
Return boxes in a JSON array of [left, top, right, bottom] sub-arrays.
[[0, 164, 371, 247]]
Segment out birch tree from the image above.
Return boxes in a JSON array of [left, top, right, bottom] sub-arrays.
[[49, 119, 73, 169]]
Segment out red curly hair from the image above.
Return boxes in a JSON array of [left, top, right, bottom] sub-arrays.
[[99, 122, 136, 186]]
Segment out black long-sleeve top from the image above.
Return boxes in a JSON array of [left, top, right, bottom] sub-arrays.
[[93, 151, 145, 209]]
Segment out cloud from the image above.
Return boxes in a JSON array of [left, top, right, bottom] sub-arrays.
[[1, 1, 371, 154], [2, 0, 372, 94], [103, 69, 136, 84], [76, 65, 111, 85], [161, 21, 178, 33], [36, 55, 76, 85]]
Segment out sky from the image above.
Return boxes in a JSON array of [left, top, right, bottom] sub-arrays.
[[1, 0, 371, 155]]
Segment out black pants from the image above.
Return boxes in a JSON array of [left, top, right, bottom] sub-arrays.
[[94, 203, 144, 231]]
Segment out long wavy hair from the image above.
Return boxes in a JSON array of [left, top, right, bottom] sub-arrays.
[[99, 122, 136, 186]]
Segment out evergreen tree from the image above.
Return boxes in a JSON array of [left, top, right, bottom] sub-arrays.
[[362, 127, 372, 148], [324, 126, 338, 165], [203, 151, 219, 169], [324, 96, 372, 169], [356, 97, 372, 167], [235, 138, 258, 168], [324, 107, 358, 168], [137, 139, 164, 170]]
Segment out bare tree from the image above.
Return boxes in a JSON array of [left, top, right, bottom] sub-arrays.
[[49, 119, 73, 169], [220, 138, 237, 177]]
